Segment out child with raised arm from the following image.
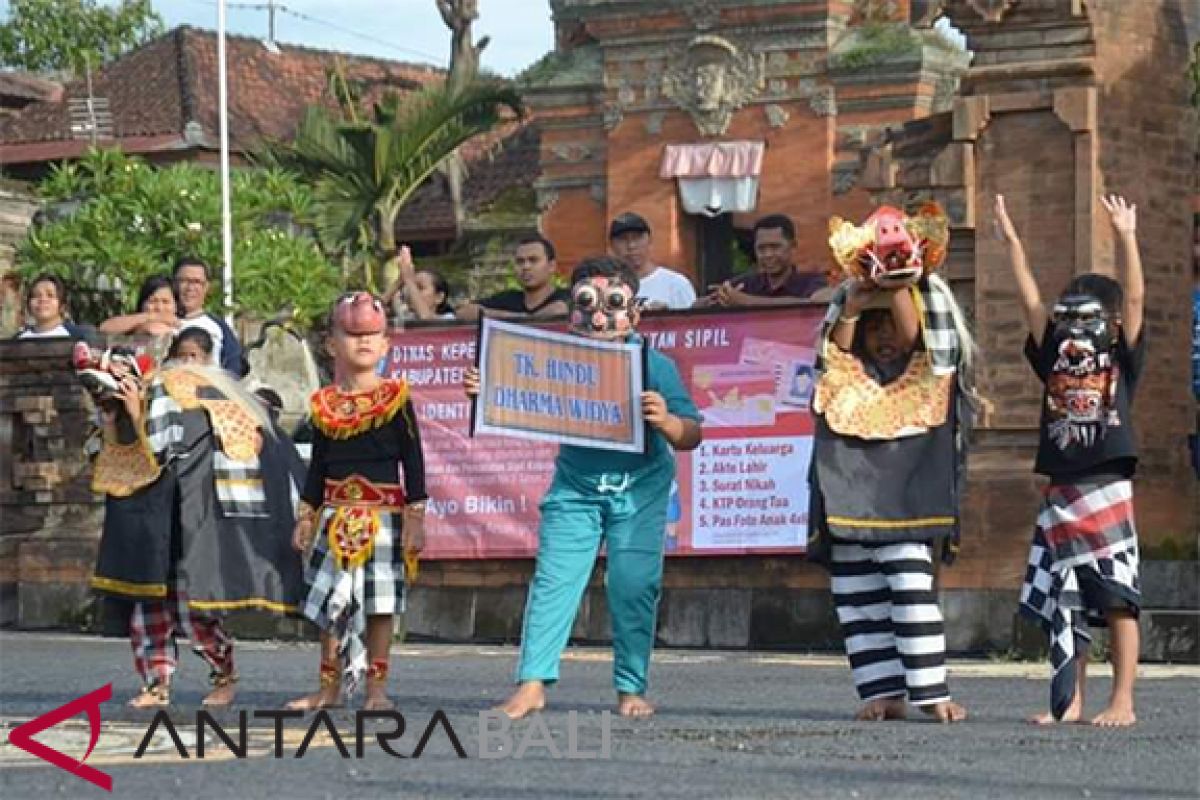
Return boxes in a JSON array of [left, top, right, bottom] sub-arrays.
[[287, 292, 426, 712], [995, 193, 1145, 727], [466, 256, 702, 720]]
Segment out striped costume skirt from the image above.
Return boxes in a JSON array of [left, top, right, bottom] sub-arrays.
[[1018, 478, 1140, 720], [301, 504, 405, 690]]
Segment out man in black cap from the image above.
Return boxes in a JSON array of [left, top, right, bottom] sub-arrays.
[[609, 212, 697, 310]]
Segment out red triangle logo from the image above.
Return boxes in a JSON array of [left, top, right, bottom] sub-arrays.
[[7, 683, 113, 791]]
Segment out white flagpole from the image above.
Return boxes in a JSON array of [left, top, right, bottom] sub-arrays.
[[217, 0, 235, 322]]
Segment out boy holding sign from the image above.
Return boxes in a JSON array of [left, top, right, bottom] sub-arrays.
[[466, 256, 703, 719]]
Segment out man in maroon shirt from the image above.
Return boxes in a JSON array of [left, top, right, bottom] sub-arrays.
[[697, 214, 826, 307]]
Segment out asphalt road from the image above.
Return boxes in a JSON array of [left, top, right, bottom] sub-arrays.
[[0, 633, 1197, 800]]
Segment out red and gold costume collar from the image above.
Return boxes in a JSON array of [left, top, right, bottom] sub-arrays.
[[310, 378, 408, 439]]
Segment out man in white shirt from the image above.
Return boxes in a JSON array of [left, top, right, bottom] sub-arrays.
[[173, 257, 245, 376], [609, 212, 697, 310]]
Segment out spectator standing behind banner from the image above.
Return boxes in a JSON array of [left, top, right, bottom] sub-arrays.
[[99, 275, 183, 340], [696, 214, 827, 308], [456, 235, 570, 322], [382, 245, 457, 322], [13, 273, 90, 340], [173, 257, 245, 376], [609, 212, 697, 310]]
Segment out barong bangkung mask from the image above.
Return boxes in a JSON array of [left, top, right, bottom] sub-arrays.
[[333, 291, 387, 335], [1044, 293, 1120, 449], [72, 341, 155, 401], [827, 203, 949, 288], [569, 276, 639, 340]]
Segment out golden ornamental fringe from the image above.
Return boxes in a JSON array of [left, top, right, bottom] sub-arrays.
[[310, 379, 409, 440]]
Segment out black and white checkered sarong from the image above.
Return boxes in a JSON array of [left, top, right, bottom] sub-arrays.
[[1018, 479, 1140, 720], [300, 507, 405, 691]]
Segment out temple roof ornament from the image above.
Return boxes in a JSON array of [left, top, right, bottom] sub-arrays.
[[662, 35, 765, 137]]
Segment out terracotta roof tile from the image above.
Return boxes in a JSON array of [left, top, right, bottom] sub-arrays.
[[0, 72, 62, 106], [395, 124, 540, 239], [0, 26, 443, 150]]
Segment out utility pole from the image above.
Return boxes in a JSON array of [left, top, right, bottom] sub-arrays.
[[267, 0, 277, 44]]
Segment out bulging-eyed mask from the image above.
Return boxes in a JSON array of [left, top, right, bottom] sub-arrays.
[[333, 291, 387, 335], [1050, 293, 1117, 361], [569, 275, 639, 340]]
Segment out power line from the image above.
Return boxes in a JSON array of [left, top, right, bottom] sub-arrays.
[[279, 7, 446, 64], [178, 0, 447, 64]]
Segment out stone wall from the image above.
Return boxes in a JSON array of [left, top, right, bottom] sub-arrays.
[[0, 339, 101, 627]]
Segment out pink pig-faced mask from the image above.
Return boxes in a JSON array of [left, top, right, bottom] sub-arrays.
[[569, 276, 640, 340]]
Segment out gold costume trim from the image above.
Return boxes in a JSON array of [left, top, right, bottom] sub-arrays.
[[310, 379, 408, 440], [161, 368, 262, 461], [814, 345, 952, 439], [91, 433, 161, 497], [90, 575, 168, 598]]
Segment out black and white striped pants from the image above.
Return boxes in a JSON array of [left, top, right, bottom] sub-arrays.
[[830, 542, 950, 706]]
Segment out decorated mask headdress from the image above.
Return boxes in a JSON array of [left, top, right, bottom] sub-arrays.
[[570, 275, 640, 339], [333, 291, 387, 335], [72, 341, 156, 401], [827, 202, 950, 288]]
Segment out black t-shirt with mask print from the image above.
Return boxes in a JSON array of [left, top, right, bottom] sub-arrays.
[[1024, 324, 1145, 482]]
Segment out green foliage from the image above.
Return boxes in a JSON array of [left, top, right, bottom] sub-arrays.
[[268, 81, 524, 289], [0, 0, 163, 74], [831, 23, 922, 71], [17, 148, 339, 325]]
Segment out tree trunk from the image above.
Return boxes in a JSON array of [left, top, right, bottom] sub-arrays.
[[436, 0, 489, 228], [378, 206, 399, 292]]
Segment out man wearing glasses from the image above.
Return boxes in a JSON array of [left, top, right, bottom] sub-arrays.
[[173, 257, 245, 376]]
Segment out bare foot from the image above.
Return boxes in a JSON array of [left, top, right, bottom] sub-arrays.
[[127, 684, 169, 708], [1091, 702, 1136, 727], [363, 687, 394, 712], [202, 682, 237, 707], [495, 681, 546, 720], [1028, 702, 1084, 725], [854, 697, 907, 721], [285, 684, 343, 711], [617, 693, 655, 718], [921, 700, 967, 723]]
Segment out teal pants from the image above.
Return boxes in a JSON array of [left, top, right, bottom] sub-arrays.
[[516, 468, 671, 695]]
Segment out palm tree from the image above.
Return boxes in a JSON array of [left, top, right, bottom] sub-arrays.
[[272, 80, 523, 290]]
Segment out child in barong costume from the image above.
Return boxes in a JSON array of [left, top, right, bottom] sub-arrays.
[[287, 293, 426, 712], [465, 257, 703, 720], [995, 194, 1145, 727], [809, 203, 974, 723], [79, 328, 306, 708]]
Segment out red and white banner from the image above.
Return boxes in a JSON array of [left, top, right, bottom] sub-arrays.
[[382, 306, 824, 558]]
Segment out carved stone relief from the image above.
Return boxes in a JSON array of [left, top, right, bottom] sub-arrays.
[[603, 103, 624, 131], [966, 0, 1015, 22], [809, 86, 837, 117], [764, 104, 790, 129], [685, 0, 722, 31], [535, 187, 559, 212], [661, 35, 765, 137]]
